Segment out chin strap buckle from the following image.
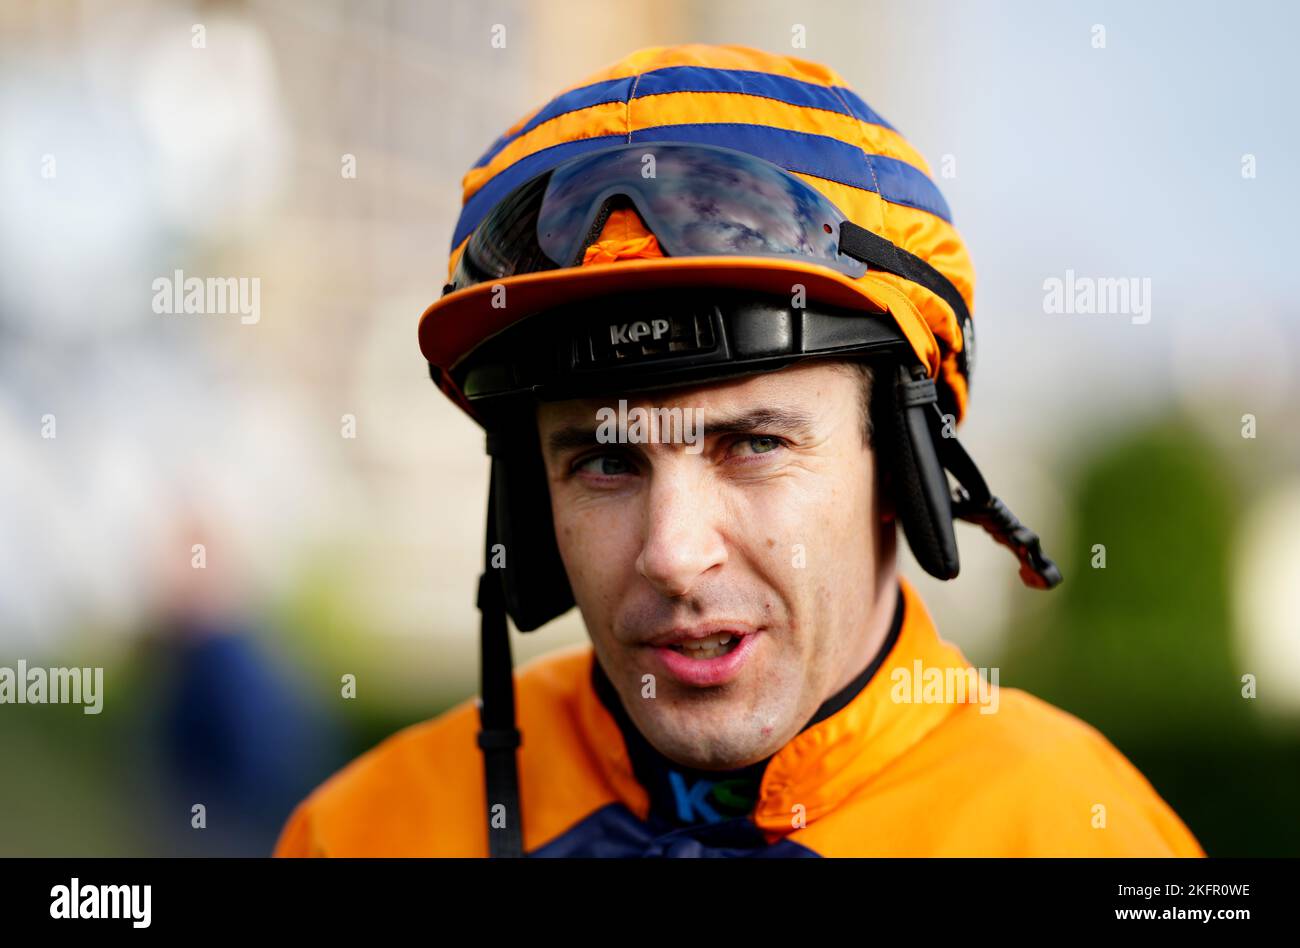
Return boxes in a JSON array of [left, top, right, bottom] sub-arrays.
[[927, 401, 1062, 590], [950, 488, 1063, 590]]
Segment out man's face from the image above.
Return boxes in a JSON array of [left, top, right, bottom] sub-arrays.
[[536, 361, 895, 771]]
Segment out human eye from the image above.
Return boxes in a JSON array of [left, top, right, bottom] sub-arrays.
[[725, 435, 787, 460], [572, 452, 637, 479]]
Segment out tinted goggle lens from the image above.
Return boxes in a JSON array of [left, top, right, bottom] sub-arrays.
[[452, 143, 867, 290]]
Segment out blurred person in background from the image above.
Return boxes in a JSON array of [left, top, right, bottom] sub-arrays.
[[138, 511, 343, 856]]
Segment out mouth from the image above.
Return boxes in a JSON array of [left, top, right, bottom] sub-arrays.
[[663, 631, 743, 660], [646, 627, 760, 687]]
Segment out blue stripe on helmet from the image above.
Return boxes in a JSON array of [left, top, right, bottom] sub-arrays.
[[832, 87, 896, 130], [630, 123, 951, 222], [633, 66, 896, 131], [471, 67, 898, 171], [470, 77, 635, 169]]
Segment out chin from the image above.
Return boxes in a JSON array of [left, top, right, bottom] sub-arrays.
[[636, 698, 789, 771]]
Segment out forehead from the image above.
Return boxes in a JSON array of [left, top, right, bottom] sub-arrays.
[[535, 360, 857, 428]]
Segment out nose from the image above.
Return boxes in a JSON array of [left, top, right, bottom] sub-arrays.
[[635, 466, 728, 599]]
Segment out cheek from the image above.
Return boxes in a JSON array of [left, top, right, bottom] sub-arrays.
[[551, 493, 640, 613], [736, 477, 851, 567], [735, 463, 874, 603]]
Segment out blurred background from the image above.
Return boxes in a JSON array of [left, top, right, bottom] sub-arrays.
[[1, 0, 1297, 856]]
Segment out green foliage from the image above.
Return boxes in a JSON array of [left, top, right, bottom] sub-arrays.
[[1002, 415, 1296, 854]]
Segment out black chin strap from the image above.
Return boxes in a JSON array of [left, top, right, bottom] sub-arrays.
[[907, 384, 1062, 590], [477, 450, 524, 857]]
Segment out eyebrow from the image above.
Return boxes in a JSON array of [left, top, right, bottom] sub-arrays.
[[544, 407, 817, 457]]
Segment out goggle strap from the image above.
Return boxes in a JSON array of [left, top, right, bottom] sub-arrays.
[[839, 221, 973, 374]]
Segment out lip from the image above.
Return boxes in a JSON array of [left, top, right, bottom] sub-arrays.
[[644, 622, 760, 648], [649, 629, 760, 688]]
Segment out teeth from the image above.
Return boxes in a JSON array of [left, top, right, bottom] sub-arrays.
[[682, 633, 733, 650], [673, 633, 738, 660]]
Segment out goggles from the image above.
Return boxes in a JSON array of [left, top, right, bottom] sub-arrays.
[[444, 141, 974, 388], [449, 142, 870, 291]]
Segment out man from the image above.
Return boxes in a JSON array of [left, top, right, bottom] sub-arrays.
[[274, 44, 1203, 857]]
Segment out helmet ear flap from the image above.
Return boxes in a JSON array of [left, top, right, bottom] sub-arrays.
[[486, 419, 576, 632], [874, 363, 961, 580]]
